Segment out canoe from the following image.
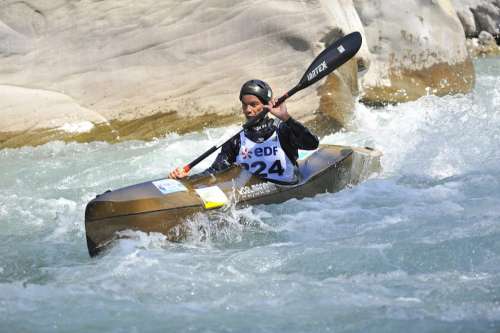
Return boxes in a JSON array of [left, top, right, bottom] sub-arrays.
[[84, 144, 382, 256]]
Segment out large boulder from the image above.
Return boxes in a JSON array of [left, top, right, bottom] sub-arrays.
[[354, 0, 475, 104], [0, 0, 477, 147], [0, 0, 366, 147], [451, 0, 500, 37]]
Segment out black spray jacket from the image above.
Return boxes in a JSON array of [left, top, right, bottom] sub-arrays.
[[196, 116, 319, 178]]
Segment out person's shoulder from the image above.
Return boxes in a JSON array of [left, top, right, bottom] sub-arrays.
[[277, 117, 296, 131], [275, 117, 287, 129], [276, 118, 294, 141]]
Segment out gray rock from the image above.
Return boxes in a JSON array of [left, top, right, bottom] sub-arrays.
[[478, 30, 497, 44], [472, 1, 500, 36], [450, 0, 500, 36], [456, 8, 478, 36], [0, 0, 369, 145], [354, 0, 474, 104], [0, 0, 477, 147]]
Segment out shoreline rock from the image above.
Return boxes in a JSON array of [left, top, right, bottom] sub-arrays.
[[360, 59, 475, 105], [0, 111, 240, 149], [0, 0, 488, 148], [0, 0, 368, 148], [354, 0, 475, 105], [466, 31, 500, 56]]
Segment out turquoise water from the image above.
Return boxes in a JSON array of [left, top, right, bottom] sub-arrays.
[[1, 58, 499, 332]]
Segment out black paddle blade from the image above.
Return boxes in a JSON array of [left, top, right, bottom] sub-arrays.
[[298, 31, 362, 89]]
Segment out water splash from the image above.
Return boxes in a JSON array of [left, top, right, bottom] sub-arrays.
[[1, 59, 499, 332]]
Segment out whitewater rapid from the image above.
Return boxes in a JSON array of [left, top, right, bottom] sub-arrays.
[[0, 58, 499, 332]]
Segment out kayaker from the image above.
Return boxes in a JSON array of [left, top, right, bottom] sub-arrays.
[[169, 79, 319, 184]]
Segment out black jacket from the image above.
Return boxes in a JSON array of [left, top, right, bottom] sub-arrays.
[[197, 116, 319, 177]]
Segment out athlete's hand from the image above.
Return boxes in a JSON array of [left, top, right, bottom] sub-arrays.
[[169, 167, 189, 179], [267, 98, 290, 122]]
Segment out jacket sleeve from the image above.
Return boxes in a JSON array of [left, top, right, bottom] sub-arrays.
[[280, 117, 319, 150], [188, 135, 239, 179], [206, 139, 238, 173]]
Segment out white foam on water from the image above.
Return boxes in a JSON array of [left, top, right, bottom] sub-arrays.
[[1, 59, 500, 332]]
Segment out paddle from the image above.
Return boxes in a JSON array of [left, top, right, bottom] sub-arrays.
[[181, 31, 362, 173]]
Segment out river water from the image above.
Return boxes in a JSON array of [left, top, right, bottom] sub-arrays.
[[1, 58, 499, 332]]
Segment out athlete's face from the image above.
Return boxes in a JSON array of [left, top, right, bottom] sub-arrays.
[[241, 95, 265, 120]]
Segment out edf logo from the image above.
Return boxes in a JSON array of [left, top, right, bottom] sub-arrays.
[[255, 146, 278, 157], [241, 147, 252, 159], [241, 146, 278, 159]]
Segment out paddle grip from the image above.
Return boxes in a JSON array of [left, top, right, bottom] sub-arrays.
[[242, 85, 300, 129], [276, 85, 300, 107]]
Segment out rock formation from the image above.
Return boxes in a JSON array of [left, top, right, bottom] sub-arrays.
[[451, 0, 500, 56], [0, 0, 480, 147], [452, 0, 500, 38], [354, 0, 475, 104]]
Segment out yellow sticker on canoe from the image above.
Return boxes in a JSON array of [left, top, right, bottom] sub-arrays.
[[195, 186, 229, 209]]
